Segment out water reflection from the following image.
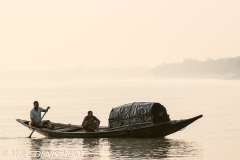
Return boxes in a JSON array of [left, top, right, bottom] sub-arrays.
[[108, 138, 202, 159], [29, 139, 44, 160], [82, 138, 101, 159], [27, 138, 202, 159], [28, 138, 56, 160]]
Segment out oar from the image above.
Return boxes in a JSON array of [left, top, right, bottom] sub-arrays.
[[28, 107, 50, 138]]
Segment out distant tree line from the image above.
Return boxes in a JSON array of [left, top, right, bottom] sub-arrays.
[[153, 56, 240, 78]]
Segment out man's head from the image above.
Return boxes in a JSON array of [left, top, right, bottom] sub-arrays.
[[33, 101, 39, 109], [88, 111, 93, 117]]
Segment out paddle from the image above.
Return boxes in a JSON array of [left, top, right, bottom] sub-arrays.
[[28, 107, 50, 138]]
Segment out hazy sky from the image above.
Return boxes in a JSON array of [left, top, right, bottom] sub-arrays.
[[0, 0, 239, 71]]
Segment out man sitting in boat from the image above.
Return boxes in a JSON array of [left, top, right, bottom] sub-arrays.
[[82, 111, 100, 132], [30, 101, 54, 129]]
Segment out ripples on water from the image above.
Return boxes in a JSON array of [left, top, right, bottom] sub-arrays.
[[9, 137, 201, 160]]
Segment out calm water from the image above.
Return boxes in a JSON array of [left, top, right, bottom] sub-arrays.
[[0, 79, 240, 159]]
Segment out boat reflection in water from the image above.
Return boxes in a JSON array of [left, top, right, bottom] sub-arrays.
[[107, 138, 202, 159], [28, 139, 45, 160], [82, 138, 203, 159], [28, 138, 202, 159]]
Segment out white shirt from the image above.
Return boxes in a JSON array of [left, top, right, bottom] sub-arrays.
[[30, 107, 44, 124]]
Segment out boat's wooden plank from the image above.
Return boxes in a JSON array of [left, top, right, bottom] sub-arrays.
[[52, 123, 82, 128], [65, 128, 83, 132], [52, 125, 66, 129], [54, 128, 77, 132]]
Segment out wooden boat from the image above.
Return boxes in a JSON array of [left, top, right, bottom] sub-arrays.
[[16, 115, 202, 138], [16, 102, 203, 138]]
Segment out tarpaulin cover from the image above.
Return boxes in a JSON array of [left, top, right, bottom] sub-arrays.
[[108, 102, 170, 129]]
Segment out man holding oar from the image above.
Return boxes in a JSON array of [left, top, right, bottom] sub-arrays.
[[29, 101, 54, 129]]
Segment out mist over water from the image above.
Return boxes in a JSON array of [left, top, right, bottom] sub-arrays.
[[0, 79, 239, 159]]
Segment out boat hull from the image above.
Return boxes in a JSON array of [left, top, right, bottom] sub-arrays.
[[16, 115, 202, 138]]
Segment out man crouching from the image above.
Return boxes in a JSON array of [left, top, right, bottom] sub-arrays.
[[82, 111, 100, 132], [30, 101, 54, 129]]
